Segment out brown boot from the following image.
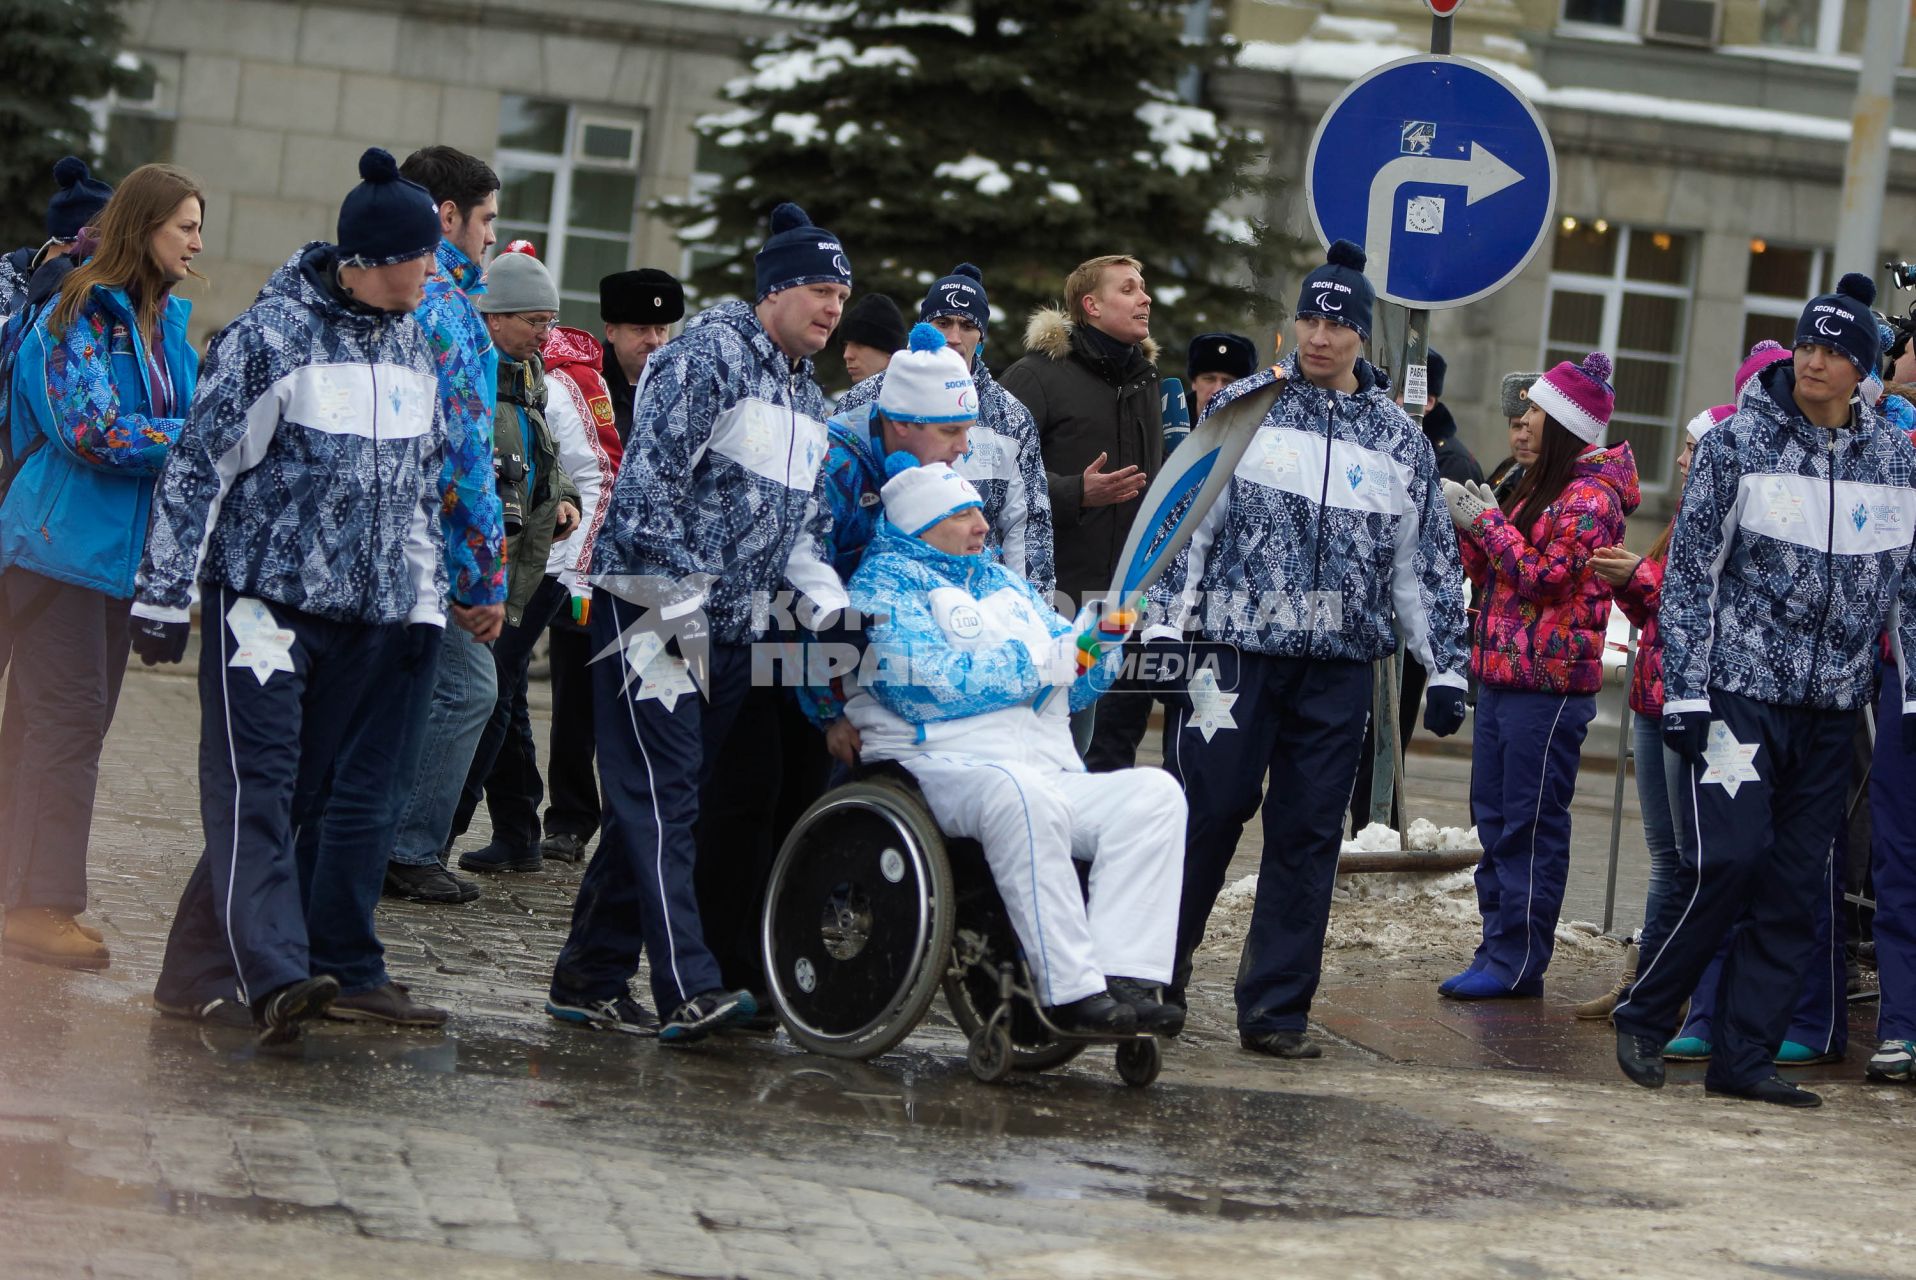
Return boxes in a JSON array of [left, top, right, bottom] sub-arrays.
[[2, 907, 112, 971], [1572, 942, 1637, 1021], [72, 919, 104, 943]]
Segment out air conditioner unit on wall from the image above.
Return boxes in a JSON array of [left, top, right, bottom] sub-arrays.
[[1645, 0, 1719, 45]]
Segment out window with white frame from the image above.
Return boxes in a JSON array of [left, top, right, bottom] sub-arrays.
[[494, 95, 645, 332], [1560, 0, 1643, 33], [1759, 0, 1864, 54], [92, 50, 181, 180], [1743, 241, 1832, 353], [1542, 219, 1694, 490]]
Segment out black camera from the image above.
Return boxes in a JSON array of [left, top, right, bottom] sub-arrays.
[[1888, 261, 1916, 290], [496, 451, 527, 535]]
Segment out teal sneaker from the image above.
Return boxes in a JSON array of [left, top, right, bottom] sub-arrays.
[[1866, 1039, 1915, 1082], [1774, 1040, 1840, 1066], [1663, 1036, 1712, 1060]]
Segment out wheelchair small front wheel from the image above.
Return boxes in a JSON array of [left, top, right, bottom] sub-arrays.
[[1115, 1037, 1162, 1088], [967, 1023, 1014, 1084]]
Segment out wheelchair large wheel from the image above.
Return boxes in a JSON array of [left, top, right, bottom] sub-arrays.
[[939, 842, 1083, 1072], [761, 777, 956, 1060]]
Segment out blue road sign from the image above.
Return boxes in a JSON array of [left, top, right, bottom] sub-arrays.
[[1306, 56, 1556, 310]]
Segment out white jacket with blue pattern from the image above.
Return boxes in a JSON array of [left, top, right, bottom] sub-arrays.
[[1663, 363, 1916, 715], [582, 300, 845, 644], [1145, 352, 1468, 685]]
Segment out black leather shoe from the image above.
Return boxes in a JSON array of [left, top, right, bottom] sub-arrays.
[[539, 832, 589, 864], [1240, 1029, 1322, 1059], [1044, 992, 1138, 1035], [1617, 1031, 1666, 1089], [458, 841, 543, 874], [1108, 977, 1185, 1036], [1705, 1075, 1822, 1108]]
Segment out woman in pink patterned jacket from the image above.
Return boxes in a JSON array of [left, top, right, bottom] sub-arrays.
[[1437, 351, 1639, 1000]]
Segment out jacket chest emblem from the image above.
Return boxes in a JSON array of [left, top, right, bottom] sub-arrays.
[[945, 605, 984, 639], [1345, 462, 1365, 491], [1851, 501, 1870, 532], [1760, 478, 1805, 526], [313, 373, 357, 429]]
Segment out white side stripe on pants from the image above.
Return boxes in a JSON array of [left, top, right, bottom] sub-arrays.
[[609, 597, 687, 1003], [215, 584, 253, 1005], [1512, 695, 1571, 986]]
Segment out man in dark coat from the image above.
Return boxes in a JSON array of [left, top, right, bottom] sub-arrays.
[[1000, 254, 1160, 770], [1419, 350, 1485, 486]]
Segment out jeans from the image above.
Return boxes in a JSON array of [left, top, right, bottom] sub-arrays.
[[452, 576, 568, 853], [389, 620, 496, 866], [1632, 709, 1688, 952]]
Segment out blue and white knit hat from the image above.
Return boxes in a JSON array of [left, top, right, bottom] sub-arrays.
[[920, 262, 989, 334], [877, 324, 977, 424], [1295, 239, 1375, 340], [754, 201, 852, 301], [881, 454, 983, 538], [1796, 272, 1879, 377]]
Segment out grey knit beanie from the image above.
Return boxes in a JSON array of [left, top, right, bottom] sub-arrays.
[[477, 244, 560, 314]]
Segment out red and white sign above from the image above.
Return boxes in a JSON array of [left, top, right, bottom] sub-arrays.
[[1426, 0, 1465, 15]]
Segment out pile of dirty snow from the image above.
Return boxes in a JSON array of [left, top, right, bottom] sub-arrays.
[[1341, 820, 1481, 854]]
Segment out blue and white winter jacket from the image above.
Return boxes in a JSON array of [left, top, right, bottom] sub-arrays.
[[835, 362, 1056, 597], [1662, 363, 1916, 715], [843, 523, 1109, 769], [135, 243, 448, 627], [584, 299, 845, 645], [1146, 353, 1469, 683], [1, 282, 197, 598]]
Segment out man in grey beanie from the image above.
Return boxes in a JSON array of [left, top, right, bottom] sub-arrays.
[[448, 244, 582, 876]]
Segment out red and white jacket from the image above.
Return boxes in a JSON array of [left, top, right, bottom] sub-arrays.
[[541, 325, 621, 590]]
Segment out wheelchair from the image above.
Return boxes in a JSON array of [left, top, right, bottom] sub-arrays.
[[759, 764, 1165, 1087]]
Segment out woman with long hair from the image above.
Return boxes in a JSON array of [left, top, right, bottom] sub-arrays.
[[1438, 351, 1639, 1000], [0, 163, 204, 969]]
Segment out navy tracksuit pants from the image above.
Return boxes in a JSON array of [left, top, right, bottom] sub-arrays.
[[1674, 842, 1847, 1057], [156, 586, 408, 1011], [1467, 687, 1597, 988], [1166, 650, 1371, 1034], [1870, 663, 1916, 1042], [1615, 689, 1857, 1089], [550, 589, 753, 1015]]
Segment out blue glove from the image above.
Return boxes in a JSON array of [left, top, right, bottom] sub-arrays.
[[1423, 684, 1467, 737], [130, 615, 190, 666], [1663, 711, 1711, 761]]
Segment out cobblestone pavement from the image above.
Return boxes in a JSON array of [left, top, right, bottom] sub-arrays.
[[2, 669, 1907, 1280]]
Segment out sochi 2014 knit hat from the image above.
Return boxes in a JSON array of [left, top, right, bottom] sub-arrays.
[[46, 157, 113, 241], [1733, 340, 1792, 403], [877, 324, 977, 424], [1686, 403, 1735, 444], [476, 241, 560, 314], [1295, 239, 1374, 340], [601, 268, 683, 325], [881, 454, 984, 538], [754, 201, 852, 302], [840, 292, 906, 353], [921, 262, 990, 334], [1527, 351, 1615, 445], [1188, 332, 1258, 384], [1499, 371, 1543, 420], [1797, 272, 1880, 377], [337, 148, 441, 267]]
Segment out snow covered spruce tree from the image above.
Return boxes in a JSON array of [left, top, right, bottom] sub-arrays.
[[662, 0, 1297, 374], [0, 0, 134, 250]]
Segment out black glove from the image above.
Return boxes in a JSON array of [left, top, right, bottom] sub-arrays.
[[1423, 684, 1467, 737], [401, 622, 439, 673], [130, 615, 190, 666], [1663, 710, 1711, 761]]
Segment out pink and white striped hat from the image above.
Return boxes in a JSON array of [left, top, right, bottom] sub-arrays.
[[1527, 351, 1615, 445], [1733, 340, 1791, 403], [1685, 403, 1735, 444]]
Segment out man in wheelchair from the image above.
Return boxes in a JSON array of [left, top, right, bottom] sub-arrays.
[[828, 456, 1188, 1037]]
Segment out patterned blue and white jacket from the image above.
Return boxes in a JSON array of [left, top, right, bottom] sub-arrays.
[[1662, 363, 1916, 715], [835, 361, 1056, 597], [583, 299, 845, 645], [843, 522, 1109, 768], [135, 243, 448, 627], [1145, 352, 1469, 684]]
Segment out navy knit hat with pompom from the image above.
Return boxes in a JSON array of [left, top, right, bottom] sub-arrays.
[[337, 148, 441, 267], [1797, 271, 1881, 377], [1295, 239, 1375, 340], [754, 201, 852, 302], [921, 262, 990, 334], [1529, 351, 1616, 445], [46, 157, 113, 241]]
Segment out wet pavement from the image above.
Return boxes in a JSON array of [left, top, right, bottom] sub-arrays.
[[1, 669, 1909, 1279]]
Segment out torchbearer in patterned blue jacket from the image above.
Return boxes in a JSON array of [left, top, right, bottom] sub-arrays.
[[1145, 239, 1471, 1061], [835, 263, 1056, 598], [1613, 272, 1916, 1109], [546, 201, 851, 1044], [131, 149, 450, 1045]]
